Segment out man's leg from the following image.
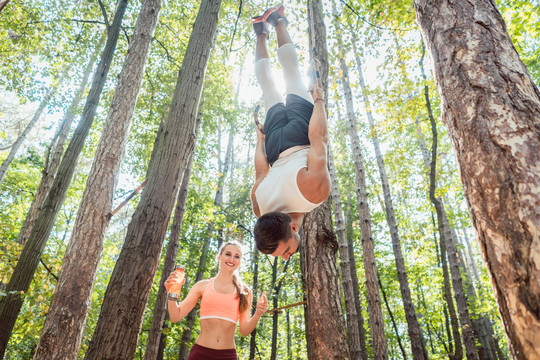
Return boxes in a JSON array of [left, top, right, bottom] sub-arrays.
[[274, 20, 313, 105], [255, 33, 283, 113]]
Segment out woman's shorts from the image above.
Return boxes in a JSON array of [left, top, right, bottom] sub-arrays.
[[264, 94, 314, 166], [187, 343, 238, 360]]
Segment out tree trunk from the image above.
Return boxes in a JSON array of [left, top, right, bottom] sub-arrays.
[[416, 115, 463, 360], [0, 64, 70, 187], [336, 12, 423, 356], [84, 1, 221, 358], [145, 120, 199, 360], [349, 40, 428, 360], [301, 1, 350, 359], [328, 147, 364, 359], [179, 119, 231, 360], [420, 39, 478, 359], [414, 1, 540, 358], [444, 212, 478, 359], [33, 2, 162, 357], [0, 0, 10, 13], [249, 245, 260, 360], [345, 206, 369, 359], [379, 276, 408, 360], [270, 258, 279, 360], [340, 31, 389, 359], [16, 35, 103, 246], [0, 1, 127, 356]]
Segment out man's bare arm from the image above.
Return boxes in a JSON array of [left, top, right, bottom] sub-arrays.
[[301, 83, 330, 203], [252, 125, 269, 217]]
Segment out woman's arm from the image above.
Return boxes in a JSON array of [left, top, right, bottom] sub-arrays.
[[167, 280, 206, 323], [238, 291, 268, 337]]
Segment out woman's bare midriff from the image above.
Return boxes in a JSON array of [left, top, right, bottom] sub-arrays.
[[195, 318, 237, 349]]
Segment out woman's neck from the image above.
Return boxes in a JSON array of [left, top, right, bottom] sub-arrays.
[[215, 270, 234, 283]]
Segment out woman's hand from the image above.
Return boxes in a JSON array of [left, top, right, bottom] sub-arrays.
[[164, 271, 185, 293], [255, 291, 268, 315]]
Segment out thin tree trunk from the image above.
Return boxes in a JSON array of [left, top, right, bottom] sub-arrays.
[[145, 120, 200, 360], [414, 1, 540, 358], [0, 0, 10, 13], [328, 146, 364, 359], [443, 210, 478, 359], [270, 258, 279, 360], [268, 258, 290, 360], [179, 119, 232, 360], [0, 1, 127, 356], [417, 116, 463, 360], [349, 39, 428, 360], [84, 2, 221, 358], [178, 233, 211, 360], [16, 36, 103, 246], [460, 228, 481, 285], [454, 228, 497, 360], [420, 42, 478, 360], [345, 206, 369, 359], [301, 2, 350, 359], [249, 245, 260, 360], [379, 276, 408, 360], [339, 32, 389, 360], [33, 2, 162, 357], [0, 65, 70, 187], [156, 317, 168, 360]]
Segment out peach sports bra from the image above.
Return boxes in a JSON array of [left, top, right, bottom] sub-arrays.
[[199, 278, 240, 324]]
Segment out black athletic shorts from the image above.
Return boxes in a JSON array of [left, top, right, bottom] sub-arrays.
[[264, 94, 314, 166]]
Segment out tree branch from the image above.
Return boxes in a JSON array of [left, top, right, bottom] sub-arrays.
[[153, 37, 181, 69], [40, 258, 58, 281], [97, 0, 110, 30], [228, 0, 243, 52]]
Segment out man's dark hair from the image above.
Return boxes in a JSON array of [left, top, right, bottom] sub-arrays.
[[254, 212, 292, 254]]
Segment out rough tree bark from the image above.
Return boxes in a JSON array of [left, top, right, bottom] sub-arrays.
[[84, 1, 221, 358], [33, 2, 162, 357], [301, 1, 350, 359], [328, 147, 365, 359], [0, 1, 127, 356], [16, 36, 103, 246], [414, 1, 540, 358]]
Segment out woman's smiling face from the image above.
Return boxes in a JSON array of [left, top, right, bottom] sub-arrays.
[[219, 244, 242, 271]]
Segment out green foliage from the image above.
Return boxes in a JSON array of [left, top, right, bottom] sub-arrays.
[[498, 0, 540, 83], [2, 0, 537, 358]]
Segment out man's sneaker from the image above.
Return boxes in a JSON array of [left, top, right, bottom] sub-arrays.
[[252, 16, 269, 38], [263, 4, 288, 27]]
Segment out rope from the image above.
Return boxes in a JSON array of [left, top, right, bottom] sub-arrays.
[[266, 300, 307, 314], [109, 179, 147, 217]]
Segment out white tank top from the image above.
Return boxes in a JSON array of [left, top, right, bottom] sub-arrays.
[[255, 146, 323, 215]]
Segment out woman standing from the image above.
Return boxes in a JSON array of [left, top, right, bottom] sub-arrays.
[[165, 241, 268, 359]]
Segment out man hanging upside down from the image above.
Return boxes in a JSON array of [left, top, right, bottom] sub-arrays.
[[251, 4, 330, 260]]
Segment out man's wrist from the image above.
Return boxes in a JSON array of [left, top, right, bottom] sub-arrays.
[[314, 97, 324, 103]]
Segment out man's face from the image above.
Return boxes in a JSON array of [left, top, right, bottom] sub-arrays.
[[271, 232, 300, 260]]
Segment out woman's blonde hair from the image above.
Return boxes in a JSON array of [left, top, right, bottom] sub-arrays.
[[218, 241, 250, 313]]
